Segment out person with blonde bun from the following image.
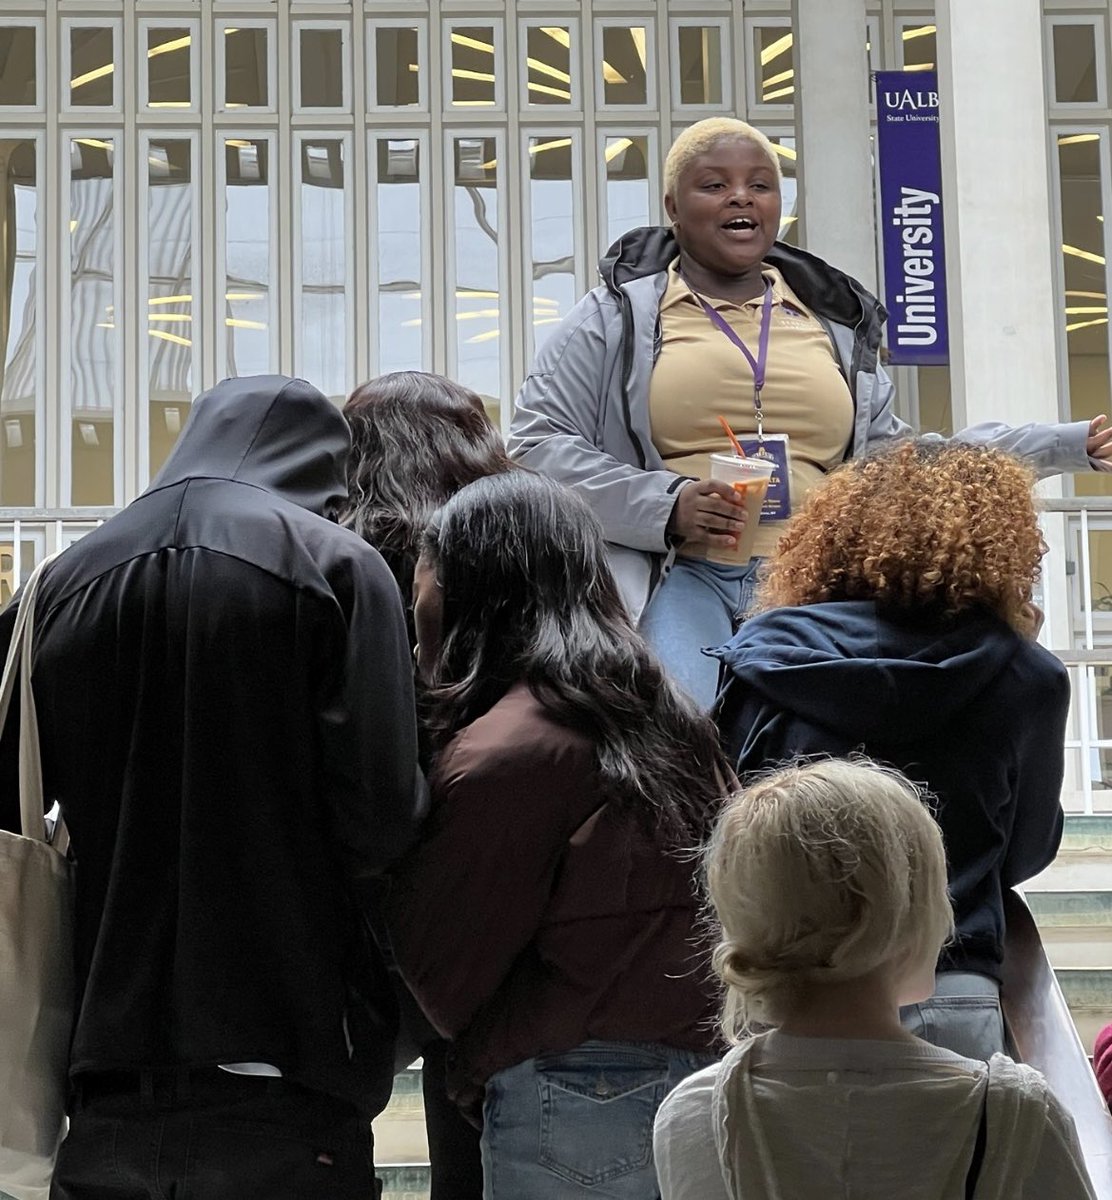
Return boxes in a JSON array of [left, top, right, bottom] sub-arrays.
[[652, 758, 1096, 1200]]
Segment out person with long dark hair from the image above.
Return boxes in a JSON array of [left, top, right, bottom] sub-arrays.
[[339, 371, 514, 1200], [340, 371, 515, 607], [385, 470, 728, 1199]]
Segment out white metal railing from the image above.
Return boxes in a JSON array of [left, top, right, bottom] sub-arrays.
[[1041, 498, 1112, 817], [0, 510, 118, 607]]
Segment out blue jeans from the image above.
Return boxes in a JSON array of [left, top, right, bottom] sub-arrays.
[[480, 1041, 712, 1199], [639, 557, 761, 709], [899, 971, 1005, 1061]]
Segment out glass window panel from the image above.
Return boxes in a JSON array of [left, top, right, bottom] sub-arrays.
[[453, 137, 500, 417], [69, 27, 115, 108], [1059, 135, 1111, 504], [300, 141, 346, 402], [299, 29, 344, 109], [224, 139, 272, 378], [0, 27, 37, 107], [70, 137, 115, 505], [147, 140, 193, 478], [0, 535, 38, 607], [604, 135, 649, 248], [0, 139, 36, 504], [901, 23, 937, 72], [754, 26, 795, 106], [375, 27, 420, 107], [529, 136, 576, 355], [526, 26, 572, 106], [676, 26, 722, 106], [225, 28, 268, 109], [767, 135, 799, 247], [1053, 23, 1100, 105], [147, 26, 190, 108], [601, 27, 648, 106], [451, 27, 497, 108], [375, 139, 423, 375]]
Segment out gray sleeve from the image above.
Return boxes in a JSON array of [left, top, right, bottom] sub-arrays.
[[863, 362, 1094, 478], [508, 297, 690, 553]]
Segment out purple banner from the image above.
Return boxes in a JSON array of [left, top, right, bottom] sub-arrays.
[[875, 71, 948, 365]]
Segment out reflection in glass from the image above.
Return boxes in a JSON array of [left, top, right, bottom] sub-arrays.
[[0, 139, 36, 504], [70, 27, 115, 108], [375, 27, 419, 107], [451, 27, 496, 107], [900, 24, 936, 72], [601, 27, 648, 106], [753, 26, 794, 105], [224, 139, 271, 378], [526, 26, 571, 105], [676, 26, 722, 106], [70, 137, 115, 504], [147, 26, 190, 108], [300, 141, 346, 402], [604, 135, 649, 247], [225, 28, 268, 108], [916, 368, 953, 437], [0, 27, 37, 107], [299, 29, 343, 109], [1053, 23, 1099, 105], [147, 140, 193, 477], [375, 139, 423, 375], [0, 539, 37, 607], [529, 137, 575, 355], [767, 136, 799, 248], [1060, 135, 1111, 506], [453, 138, 500, 409]]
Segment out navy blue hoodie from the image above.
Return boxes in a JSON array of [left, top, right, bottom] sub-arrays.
[[713, 600, 1069, 980]]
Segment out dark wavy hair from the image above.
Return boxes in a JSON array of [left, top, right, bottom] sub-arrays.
[[420, 472, 728, 846], [338, 371, 515, 595]]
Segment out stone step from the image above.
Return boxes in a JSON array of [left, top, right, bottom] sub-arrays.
[[1055, 968, 1112, 1052], [379, 1163, 431, 1199], [1060, 814, 1112, 850]]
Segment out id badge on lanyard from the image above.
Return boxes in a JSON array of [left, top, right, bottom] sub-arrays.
[[687, 277, 792, 521]]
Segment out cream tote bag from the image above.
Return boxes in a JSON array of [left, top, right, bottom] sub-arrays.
[[0, 555, 74, 1200]]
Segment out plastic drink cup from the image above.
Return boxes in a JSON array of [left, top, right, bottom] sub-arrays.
[[706, 452, 776, 566]]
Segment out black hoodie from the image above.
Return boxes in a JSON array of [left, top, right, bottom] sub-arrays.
[[0, 375, 424, 1115], [713, 600, 1069, 980]]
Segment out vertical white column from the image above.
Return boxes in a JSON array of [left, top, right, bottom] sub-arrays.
[[936, 0, 1060, 428], [790, 0, 877, 294]]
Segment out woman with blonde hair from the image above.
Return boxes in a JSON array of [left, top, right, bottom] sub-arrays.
[[652, 758, 1095, 1199], [510, 116, 1112, 708], [712, 441, 1069, 1060]]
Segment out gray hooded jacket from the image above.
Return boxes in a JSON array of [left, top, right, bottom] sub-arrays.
[[509, 228, 1093, 620]]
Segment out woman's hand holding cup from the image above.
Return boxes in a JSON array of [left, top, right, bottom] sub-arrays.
[[667, 479, 746, 550]]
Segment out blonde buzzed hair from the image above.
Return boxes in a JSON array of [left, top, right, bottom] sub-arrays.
[[663, 118, 783, 198], [705, 758, 954, 1040]]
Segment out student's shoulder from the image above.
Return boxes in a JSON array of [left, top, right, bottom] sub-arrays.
[[654, 1060, 723, 1132]]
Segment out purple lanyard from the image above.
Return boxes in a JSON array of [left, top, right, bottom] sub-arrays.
[[687, 279, 775, 440]]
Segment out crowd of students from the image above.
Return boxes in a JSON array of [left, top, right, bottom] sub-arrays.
[[336, 372, 1096, 1200]]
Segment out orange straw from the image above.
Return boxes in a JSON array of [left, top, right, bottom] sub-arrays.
[[717, 415, 746, 458]]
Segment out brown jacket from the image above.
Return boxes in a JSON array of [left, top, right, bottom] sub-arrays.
[[385, 683, 718, 1099]]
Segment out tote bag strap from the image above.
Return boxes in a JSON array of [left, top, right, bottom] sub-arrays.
[[0, 553, 60, 843]]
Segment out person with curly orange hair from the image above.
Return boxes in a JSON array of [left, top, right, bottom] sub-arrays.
[[712, 440, 1068, 1060]]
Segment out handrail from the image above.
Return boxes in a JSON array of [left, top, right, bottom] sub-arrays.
[[1002, 889, 1112, 1195]]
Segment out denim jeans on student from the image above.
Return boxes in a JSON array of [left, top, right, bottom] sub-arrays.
[[899, 971, 1006, 1061], [480, 1040, 713, 1200], [51, 1069, 377, 1200], [639, 557, 762, 710]]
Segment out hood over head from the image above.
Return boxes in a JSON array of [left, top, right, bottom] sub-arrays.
[[597, 225, 886, 370], [147, 374, 350, 518], [713, 601, 1020, 744]]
